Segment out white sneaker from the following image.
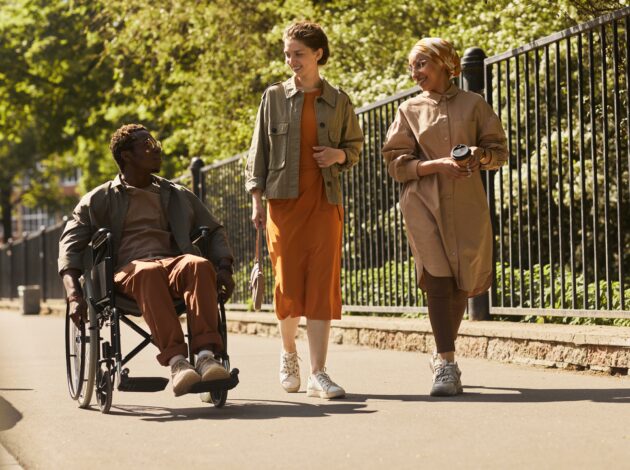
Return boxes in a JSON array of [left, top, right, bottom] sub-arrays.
[[429, 355, 462, 396], [279, 351, 300, 392], [307, 368, 345, 399]]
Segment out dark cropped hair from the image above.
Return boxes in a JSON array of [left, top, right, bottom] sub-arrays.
[[283, 21, 330, 65], [109, 123, 147, 170]]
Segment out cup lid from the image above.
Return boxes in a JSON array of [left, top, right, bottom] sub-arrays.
[[451, 144, 471, 160]]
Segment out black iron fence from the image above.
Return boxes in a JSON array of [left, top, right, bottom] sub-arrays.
[[0, 224, 66, 300], [485, 7, 629, 319], [0, 8, 628, 321]]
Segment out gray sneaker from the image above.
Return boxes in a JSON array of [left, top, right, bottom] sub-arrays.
[[430, 355, 462, 397], [170, 358, 201, 397]]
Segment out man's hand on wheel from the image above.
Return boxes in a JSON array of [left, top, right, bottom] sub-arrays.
[[68, 296, 88, 328], [217, 269, 235, 301]]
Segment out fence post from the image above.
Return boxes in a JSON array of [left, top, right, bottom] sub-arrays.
[[189, 157, 206, 202], [22, 232, 28, 287], [461, 47, 492, 321], [7, 238, 13, 299], [40, 226, 47, 302]]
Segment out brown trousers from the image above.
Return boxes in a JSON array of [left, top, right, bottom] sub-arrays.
[[114, 254, 223, 366], [423, 269, 468, 353]]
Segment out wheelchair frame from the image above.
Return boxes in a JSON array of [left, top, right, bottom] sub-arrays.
[[65, 226, 239, 414]]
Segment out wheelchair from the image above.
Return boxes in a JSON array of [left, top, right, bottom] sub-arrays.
[[64, 226, 239, 414]]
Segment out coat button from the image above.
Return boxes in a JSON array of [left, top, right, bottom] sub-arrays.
[[319, 122, 325, 128], [271, 127, 277, 133]]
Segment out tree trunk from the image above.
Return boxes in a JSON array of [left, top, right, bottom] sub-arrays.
[[1, 186, 12, 243]]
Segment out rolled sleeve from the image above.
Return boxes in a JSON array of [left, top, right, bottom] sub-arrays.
[[245, 91, 270, 193], [382, 109, 421, 183], [188, 192, 234, 267], [478, 101, 508, 171], [336, 97, 364, 171], [57, 198, 92, 274]]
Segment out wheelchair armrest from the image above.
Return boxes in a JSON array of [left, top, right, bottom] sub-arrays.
[[92, 228, 112, 251], [90, 228, 113, 268]]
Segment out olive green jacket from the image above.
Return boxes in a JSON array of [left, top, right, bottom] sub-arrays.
[[58, 174, 233, 274], [245, 77, 364, 204]]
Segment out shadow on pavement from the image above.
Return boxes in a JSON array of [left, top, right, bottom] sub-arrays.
[[104, 399, 376, 422], [347, 387, 630, 404], [0, 396, 23, 431]]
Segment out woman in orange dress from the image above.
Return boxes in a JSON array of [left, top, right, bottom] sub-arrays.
[[245, 21, 363, 398]]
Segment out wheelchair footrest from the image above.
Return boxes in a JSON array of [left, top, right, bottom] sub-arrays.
[[118, 376, 169, 392], [188, 369, 240, 394]]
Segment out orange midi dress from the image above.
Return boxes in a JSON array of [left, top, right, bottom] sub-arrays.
[[266, 90, 343, 321]]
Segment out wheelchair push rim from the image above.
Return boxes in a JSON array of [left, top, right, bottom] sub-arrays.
[[65, 306, 86, 400]]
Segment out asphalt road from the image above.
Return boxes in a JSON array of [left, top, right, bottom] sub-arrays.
[[1, 309, 629, 470]]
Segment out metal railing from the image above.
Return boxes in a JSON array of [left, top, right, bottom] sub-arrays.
[[0, 8, 627, 321], [0, 224, 66, 300], [485, 7, 630, 319]]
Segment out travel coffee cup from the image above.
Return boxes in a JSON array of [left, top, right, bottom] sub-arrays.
[[451, 144, 471, 167]]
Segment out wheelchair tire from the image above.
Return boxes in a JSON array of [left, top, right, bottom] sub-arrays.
[[65, 310, 86, 400], [76, 301, 99, 409], [210, 389, 228, 408], [200, 357, 230, 407], [95, 366, 113, 414]]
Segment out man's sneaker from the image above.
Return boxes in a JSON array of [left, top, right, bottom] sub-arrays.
[[430, 356, 462, 397], [279, 351, 300, 392], [196, 355, 230, 382], [307, 368, 345, 399], [170, 358, 201, 397]]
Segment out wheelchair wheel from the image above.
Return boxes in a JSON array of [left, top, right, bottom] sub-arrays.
[[77, 301, 99, 408], [65, 310, 85, 400], [95, 366, 113, 414]]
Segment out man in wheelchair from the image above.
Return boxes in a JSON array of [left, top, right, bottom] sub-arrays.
[[58, 123, 234, 397]]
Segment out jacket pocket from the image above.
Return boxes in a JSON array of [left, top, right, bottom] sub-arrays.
[[268, 122, 289, 170]]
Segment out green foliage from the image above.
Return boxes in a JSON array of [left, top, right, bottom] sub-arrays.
[[3, 0, 623, 215], [495, 261, 630, 326]]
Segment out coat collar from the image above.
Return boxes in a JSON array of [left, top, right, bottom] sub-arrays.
[[420, 82, 460, 103], [282, 76, 337, 106], [112, 173, 168, 189]]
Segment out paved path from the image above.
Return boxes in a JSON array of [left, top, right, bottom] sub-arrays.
[[1, 309, 629, 469]]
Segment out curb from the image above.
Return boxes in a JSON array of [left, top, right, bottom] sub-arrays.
[[2, 299, 629, 374]]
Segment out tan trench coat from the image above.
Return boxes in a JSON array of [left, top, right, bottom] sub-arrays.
[[382, 84, 508, 296]]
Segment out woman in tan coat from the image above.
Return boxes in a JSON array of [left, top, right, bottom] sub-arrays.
[[245, 22, 363, 398], [382, 38, 508, 396]]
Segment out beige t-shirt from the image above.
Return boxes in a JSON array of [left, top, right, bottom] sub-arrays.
[[116, 182, 178, 269]]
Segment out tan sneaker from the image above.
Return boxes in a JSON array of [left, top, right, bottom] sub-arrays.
[[170, 359, 201, 396], [196, 355, 230, 382], [307, 368, 345, 399], [279, 351, 300, 392]]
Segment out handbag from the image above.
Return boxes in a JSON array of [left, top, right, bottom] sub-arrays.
[[250, 227, 265, 311]]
